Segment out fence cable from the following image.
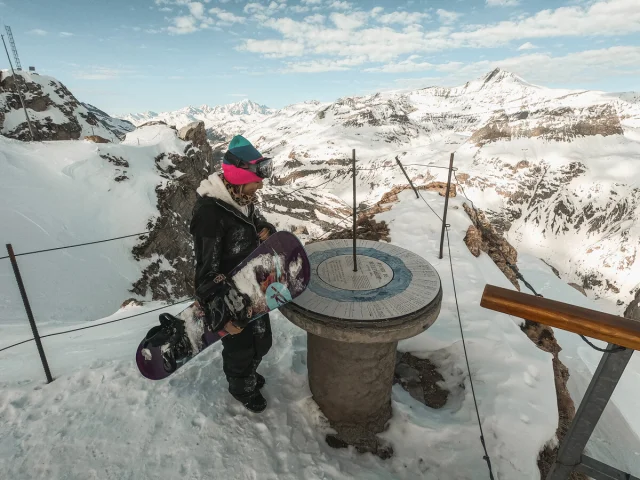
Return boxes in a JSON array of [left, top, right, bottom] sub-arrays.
[[0, 231, 151, 261], [0, 298, 193, 354]]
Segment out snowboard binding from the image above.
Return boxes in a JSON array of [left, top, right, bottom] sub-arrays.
[[141, 313, 193, 374]]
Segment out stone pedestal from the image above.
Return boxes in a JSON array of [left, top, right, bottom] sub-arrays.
[[279, 239, 442, 456]]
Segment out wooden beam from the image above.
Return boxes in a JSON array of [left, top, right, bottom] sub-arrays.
[[480, 284, 640, 351]]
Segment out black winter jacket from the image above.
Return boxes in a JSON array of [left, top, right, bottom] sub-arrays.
[[189, 194, 276, 298]]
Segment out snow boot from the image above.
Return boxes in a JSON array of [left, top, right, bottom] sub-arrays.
[[238, 392, 267, 413]]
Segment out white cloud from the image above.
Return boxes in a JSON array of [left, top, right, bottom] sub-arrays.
[[328, 1, 352, 11], [436, 9, 461, 24], [168, 15, 199, 34], [453, 0, 640, 47], [159, 7, 172, 12], [289, 5, 310, 13], [27, 29, 47, 36], [330, 12, 368, 30], [209, 7, 246, 24], [366, 57, 434, 73], [188, 2, 205, 19], [377, 11, 429, 25], [243, 1, 284, 20], [240, 39, 305, 57], [304, 14, 325, 24], [59, 32, 74, 37], [301, 0, 322, 4], [394, 45, 640, 88], [283, 56, 365, 73], [73, 67, 135, 81], [371, 7, 384, 17], [486, 0, 520, 6], [518, 42, 538, 50]]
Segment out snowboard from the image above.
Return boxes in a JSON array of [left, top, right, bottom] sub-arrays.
[[135, 231, 311, 380]]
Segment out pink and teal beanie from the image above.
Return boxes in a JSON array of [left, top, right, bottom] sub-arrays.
[[222, 135, 264, 185]]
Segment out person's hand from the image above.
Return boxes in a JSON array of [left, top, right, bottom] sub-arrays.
[[258, 228, 270, 241], [223, 321, 244, 335]]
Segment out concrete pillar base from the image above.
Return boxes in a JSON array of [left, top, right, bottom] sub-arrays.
[[307, 333, 396, 454]]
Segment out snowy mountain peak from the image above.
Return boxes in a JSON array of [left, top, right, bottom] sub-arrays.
[[481, 67, 529, 85], [0, 70, 134, 142], [213, 99, 272, 116], [118, 99, 272, 128]]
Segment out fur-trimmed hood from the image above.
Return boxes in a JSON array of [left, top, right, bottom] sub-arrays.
[[196, 173, 248, 215]]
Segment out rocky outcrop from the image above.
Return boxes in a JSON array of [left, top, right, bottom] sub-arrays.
[[130, 122, 211, 300], [85, 135, 111, 143], [470, 104, 623, 146], [462, 203, 519, 288], [625, 289, 640, 320], [0, 71, 130, 142], [522, 321, 586, 480]]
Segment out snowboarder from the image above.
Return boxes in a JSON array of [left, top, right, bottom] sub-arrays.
[[190, 135, 276, 413]]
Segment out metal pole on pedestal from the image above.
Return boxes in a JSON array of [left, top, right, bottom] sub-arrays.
[[439, 153, 455, 260], [1, 35, 35, 141], [352, 148, 357, 272]]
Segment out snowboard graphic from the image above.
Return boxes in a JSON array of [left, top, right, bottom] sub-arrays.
[[135, 231, 310, 380]]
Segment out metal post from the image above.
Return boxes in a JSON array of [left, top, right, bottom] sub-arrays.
[[1, 35, 35, 141], [395, 156, 419, 199], [547, 345, 634, 480], [6, 244, 54, 383], [439, 153, 455, 260], [352, 149, 357, 272]]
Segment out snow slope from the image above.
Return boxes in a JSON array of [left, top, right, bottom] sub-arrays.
[[0, 190, 561, 480], [0, 125, 189, 343]]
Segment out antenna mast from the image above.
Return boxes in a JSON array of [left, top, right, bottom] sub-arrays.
[[5, 25, 22, 70]]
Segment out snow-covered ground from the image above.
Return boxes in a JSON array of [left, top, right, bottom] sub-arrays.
[[0, 189, 575, 479], [0, 126, 187, 344]]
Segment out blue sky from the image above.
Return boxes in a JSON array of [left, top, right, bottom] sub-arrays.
[[1, 0, 639, 114]]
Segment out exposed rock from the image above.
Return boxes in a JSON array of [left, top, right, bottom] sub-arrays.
[[85, 135, 111, 143], [100, 154, 129, 168], [291, 225, 309, 235], [130, 128, 210, 301], [522, 321, 586, 480], [463, 225, 483, 257], [569, 283, 587, 297], [470, 104, 623, 146], [422, 181, 457, 197], [542, 260, 561, 279], [272, 168, 331, 186], [462, 203, 519, 288], [120, 298, 144, 309], [394, 352, 449, 409], [0, 71, 128, 142], [308, 215, 391, 244], [624, 289, 640, 320], [378, 181, 455, 204]]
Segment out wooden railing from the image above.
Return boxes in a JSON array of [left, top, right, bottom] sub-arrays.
[[480, 284, 639, 480], [481, 284, 640, 350]]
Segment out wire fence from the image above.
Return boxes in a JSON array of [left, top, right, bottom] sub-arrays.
[[1, 153, 618, 404]]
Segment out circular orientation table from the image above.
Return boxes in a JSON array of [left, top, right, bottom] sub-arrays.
[[280, 239, 442, 453]]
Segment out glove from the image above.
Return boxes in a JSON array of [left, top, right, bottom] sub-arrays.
[[195, 273, 230, 304], [196, 274, 231, 332]]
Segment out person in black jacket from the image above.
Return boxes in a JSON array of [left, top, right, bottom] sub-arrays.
[[190, 135, 276, 413]]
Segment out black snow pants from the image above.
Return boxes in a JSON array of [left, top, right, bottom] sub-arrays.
[[221, 315, 272, 400]]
